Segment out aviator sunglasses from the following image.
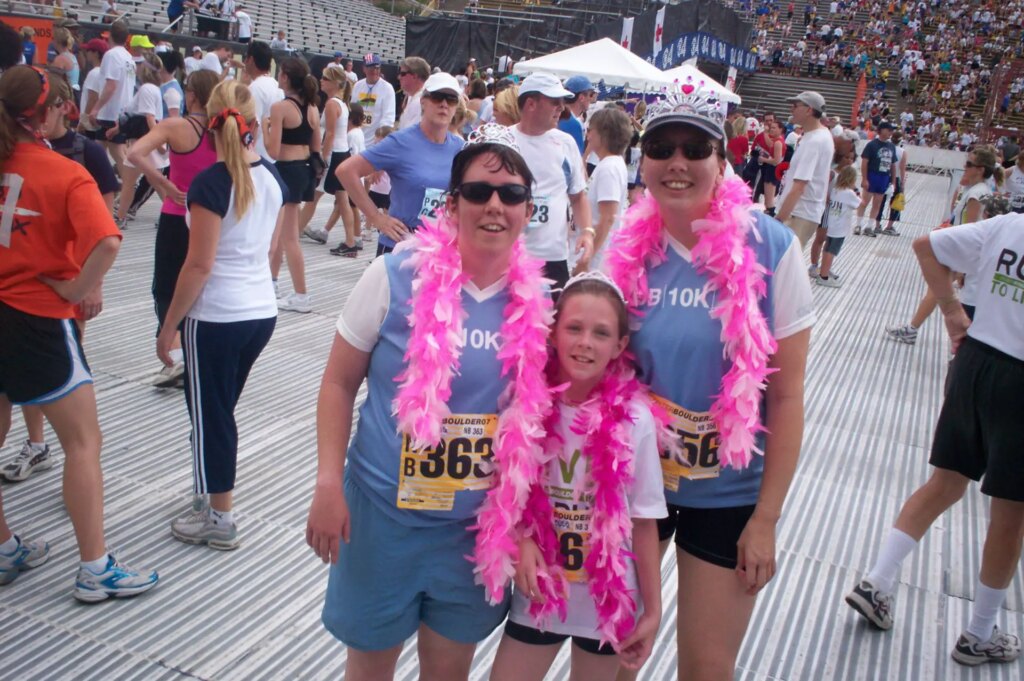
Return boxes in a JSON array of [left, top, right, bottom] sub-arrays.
[[426, 91, 460, 105], [642, 139, 716, 161], [455, 182, 531, 205]]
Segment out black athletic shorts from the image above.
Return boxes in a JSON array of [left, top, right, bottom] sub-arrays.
[[369, 190, 391, 211], [0, 300, 93, 405], [153, 212, 190, 331], [275, 159, 315, 204], [97, 119, 126, 144], [322, 150, 351, 194], [504, 619, 616, 656], [657, 504, 757, 569], [930, 336, 1024, 501]]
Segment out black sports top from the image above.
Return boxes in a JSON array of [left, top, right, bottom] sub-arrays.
[[280, 97, 313, 146]]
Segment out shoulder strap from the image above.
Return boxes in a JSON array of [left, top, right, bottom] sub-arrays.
[[55, 133, 88, 167]]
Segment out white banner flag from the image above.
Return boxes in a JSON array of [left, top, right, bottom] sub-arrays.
[[654, 7, 666, 55], [726, 66, 738, 92], [621, 17, 634, 51]]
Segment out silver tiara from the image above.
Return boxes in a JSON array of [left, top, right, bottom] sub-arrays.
[[466, 123, 520, 152], [561, 270, 625, 303], [645, 76, 725, 130]]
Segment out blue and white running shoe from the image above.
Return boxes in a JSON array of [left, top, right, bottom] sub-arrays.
[[0, 535, 50, 585], [73, 554, 159, 603]]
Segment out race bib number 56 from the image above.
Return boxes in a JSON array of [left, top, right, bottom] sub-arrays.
[[397, 414, 497, 511], [651, 394, 720, 491]]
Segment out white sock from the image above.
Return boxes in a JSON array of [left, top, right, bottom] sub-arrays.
[[0, 534, 19, 554], [28, 441, 46, 451], [967, 581, 1007, 641], [210, 508, 234, 527], [866, 528, 918, 593], [81, 555, 110, 574], [169, 348, 183, 364]]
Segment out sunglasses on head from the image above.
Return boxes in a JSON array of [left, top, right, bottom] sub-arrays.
[[455, 182, 531, 205], [642, 139, 716, 161], [426, 91, 459, 105]]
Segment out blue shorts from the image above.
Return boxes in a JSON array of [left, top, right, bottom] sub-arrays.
[[867, 171, 891, 195], [322, 475, 509, 651]]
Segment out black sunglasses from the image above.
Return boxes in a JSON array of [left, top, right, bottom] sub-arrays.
[[398, 70, 410, 76], [964, 161, 981, 168], [642, 139, 716, 161], [426, 91, 459, 105], [455, 182, 531, 205]]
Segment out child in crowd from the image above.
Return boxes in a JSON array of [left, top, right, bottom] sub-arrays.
[[488, 273, 666, 681], [817, 166, 861, 288]]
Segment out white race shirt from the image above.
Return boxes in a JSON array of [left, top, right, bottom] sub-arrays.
[[249, 74, 285, 162], [97, 45, 136, 122], [779, 126, 835, 223]]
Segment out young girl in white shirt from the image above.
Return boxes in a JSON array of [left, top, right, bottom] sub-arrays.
[[817, 165, 861, 287], [488, 272, 666, 681]]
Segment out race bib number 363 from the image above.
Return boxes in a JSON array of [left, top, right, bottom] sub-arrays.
[[397, 414, 497, 511], [651, 394, 720, 491]]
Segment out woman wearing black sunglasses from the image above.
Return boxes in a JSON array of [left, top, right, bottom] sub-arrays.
[[606, 88, 814, 680], [308, 126, 551, 681], [337, 72, 465, 257]]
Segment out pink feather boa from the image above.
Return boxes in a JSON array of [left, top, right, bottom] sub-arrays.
[[605, 176, 778, 469]]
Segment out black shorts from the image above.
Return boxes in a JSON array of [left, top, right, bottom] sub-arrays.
[[930, 337, 1024, 501], [80, 128, 100, 141], [322, 150, 351, 194], [369, 190, 391, 211], [657, 504, 756, 569], [0, 300, 93, 405], [276, 159, 315, 204], [152, 212, 190, 331], [376, 242, 394, 257], [544, 260, 570, 294], [504, 620, 616, 656], [97, 119, 126, 144], [824, 236, 845, 256]]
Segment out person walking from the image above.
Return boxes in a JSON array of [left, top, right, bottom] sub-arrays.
[[775, 91, 835, 248]]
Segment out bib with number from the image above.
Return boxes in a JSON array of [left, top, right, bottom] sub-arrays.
[[554, 501, 592, 583], [527, 196, 550, 231], [418, 187, 447, 221], [397, 414, 497, 511], [651, 394, 721, 491]]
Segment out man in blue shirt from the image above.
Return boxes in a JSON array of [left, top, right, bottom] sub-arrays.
[[855, 120, 898, 237], [558, 75, 595, 156]]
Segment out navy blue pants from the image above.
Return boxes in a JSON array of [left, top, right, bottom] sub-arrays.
[[182, 316, 276, 494]]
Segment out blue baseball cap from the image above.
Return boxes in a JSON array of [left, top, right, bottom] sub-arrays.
[[363, 53, 381, 67], [334, 51, 343, 58], [564, 75, 595, 94]]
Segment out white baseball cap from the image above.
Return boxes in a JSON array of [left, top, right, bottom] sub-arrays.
[[424, 72, 461, 96], [518, 72, 573, 99]]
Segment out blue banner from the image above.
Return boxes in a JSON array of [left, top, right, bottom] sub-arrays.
[[646, 32, 757, 73]]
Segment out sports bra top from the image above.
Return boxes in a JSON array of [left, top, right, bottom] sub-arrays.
[[280, 97, 314, 146]]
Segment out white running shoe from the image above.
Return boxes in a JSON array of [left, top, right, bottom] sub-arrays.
[[952, 626, 1021, 666], [1, 441, 53, 482], [278, 293, 313, 313], [72, 554, 159, 602]]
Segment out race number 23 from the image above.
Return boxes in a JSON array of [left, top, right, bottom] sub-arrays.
[[397, 414, 497, 511], [651, 394, 720, 491]]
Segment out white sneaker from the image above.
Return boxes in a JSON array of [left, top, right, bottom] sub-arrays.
[[816, 274, 842, 288], [808, 264, 820, 278], [278, 293, 312, 313], [151, 362, 185, 389]]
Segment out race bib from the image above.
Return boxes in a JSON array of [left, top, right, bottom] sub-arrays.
[[651, 394, 720, 491], [397, 414, 497, 511], [553, 502, 591, 584], [418, 187, 447, 221], [526, 196, 550, 230]]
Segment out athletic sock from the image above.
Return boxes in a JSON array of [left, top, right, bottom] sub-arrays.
[[866, 528, 918, 593], [169, 348, 183, 364], [81, 555, 110, 574], [210, 508, 234, 527], [966, 581, 1007, 641], [28, 441, 46, 452], [0, 534, 19, 555]]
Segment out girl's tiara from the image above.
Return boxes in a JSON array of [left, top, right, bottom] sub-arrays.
[[465, 122, 520, 151], [560, 269, 626, 303]]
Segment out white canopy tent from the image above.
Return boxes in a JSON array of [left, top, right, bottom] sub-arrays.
[[662, 63, 742, 104], [513, 38, 678, 92]]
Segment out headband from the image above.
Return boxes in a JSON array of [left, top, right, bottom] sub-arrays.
[[209, 108, 254, 148], [22, 67, 50, 118]]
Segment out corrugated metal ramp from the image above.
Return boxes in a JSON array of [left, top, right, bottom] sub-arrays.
[[2, 172, 1021, 680]]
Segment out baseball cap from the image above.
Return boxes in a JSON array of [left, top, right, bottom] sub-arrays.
[[334, 51, 343, 58], [518, 72, 573, 99], [485, 67, 494, 75], [81, 39, 109, 55], [130, 35, 155, 49], [424, 72, 461, 96], [877, 120, 894, 130], [644, 86, 727, 140], [564, 75, 595, 94], [192, 45, 202, 53], [363, 53, 381, 67], [787, 91, 826, 113]]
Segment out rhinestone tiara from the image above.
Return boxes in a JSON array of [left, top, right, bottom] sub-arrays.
[[645, 76, 726, 136], [465, 122, 520, 151], [560, 269, 625, 303]]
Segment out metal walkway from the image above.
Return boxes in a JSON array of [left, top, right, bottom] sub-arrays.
[[1, 172, 1021, 680]]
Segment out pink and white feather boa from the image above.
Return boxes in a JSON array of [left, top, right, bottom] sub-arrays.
[[605, 177, 778, 469]]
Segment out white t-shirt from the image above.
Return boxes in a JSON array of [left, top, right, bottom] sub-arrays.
[[163, 85, 183, 117], [824, 187, 861, 237], [398, 88, 423, 130], [81, 68, 104, 131], [185, 56, 202, 76], [930, 214, 1024, 360], [779, 126, 835, 223], [125, 83, 169, 170], [200, 52, 224, 74], [352, 78, 397, 147], [950, 182, 993, 306], [249, 74, 285, 162], [345, 70, 358, 84], [507, 399, 667, 639], [347, 127, 366, 156], [586, 155, 628, 269], [236, 11, 252, 39], [1006, 166, 1024, 213], [97, 45, 136, 122], [511, 125, 587, 261], [479, 95, 495, 124]]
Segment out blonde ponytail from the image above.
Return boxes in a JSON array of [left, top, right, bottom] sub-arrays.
[[207, 80, 256, 217]]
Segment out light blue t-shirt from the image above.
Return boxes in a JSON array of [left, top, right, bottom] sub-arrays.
[[346, 248, 513, 526], [360, 125, 464, 248], [160, 79, 185, 119], [629, 212, 793, 508]]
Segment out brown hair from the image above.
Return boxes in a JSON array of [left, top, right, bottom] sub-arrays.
[[206, 80, 256, 216], [400, 56, 430, 81], [554, 277, 629, 339], [279, 57, 318, 107], [186, 70, 220, 109], [971, 145, 1004, 185], [588, 107, 633, 156], [137, 53, 162, 87], [0, 66, 62, 172]]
